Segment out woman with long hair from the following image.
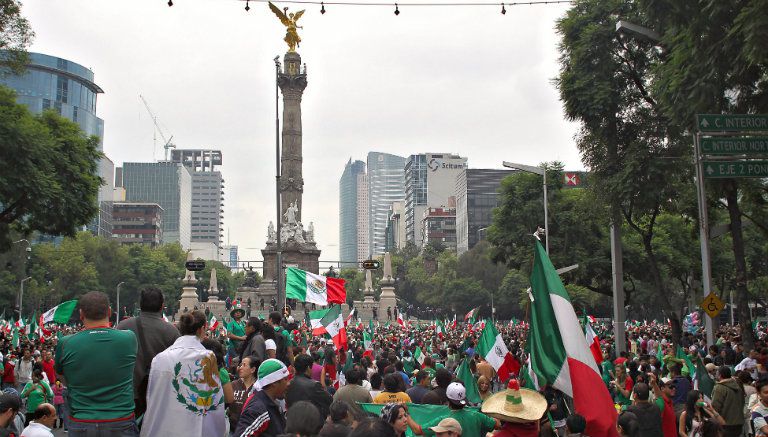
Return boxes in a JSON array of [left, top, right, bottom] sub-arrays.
[[477, 375, 492, 401], [229, 355, 260, 432], [239, 317, 266, 362], [379, 403, 409, 437], [679, 390, 725, 437]]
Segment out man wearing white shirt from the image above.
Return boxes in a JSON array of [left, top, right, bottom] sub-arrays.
[[735, 349, 760, 380], [20, 403, 56, 437]]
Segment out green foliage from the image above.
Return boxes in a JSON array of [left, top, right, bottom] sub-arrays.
[[0, 87, 103, 249], [0, 232, 194, 317], [0, 0, 34, 74], [195, 260, 249, 300]]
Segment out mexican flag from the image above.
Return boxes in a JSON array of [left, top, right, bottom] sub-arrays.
[[585, 319, 603, 365], [476, 322, 520, 382], [363, 330, 374, 359], [528, 241, 618, 437], [521, 354, 539, 390], [285, 267, 346, 306], [309, 305, 347, 349], [693, 356, 714, 400], [397, 312, 405, 328], [435, 320, 446, 339], [207, 313, 219, 331], [11, 326, 19, 348], [456, 358, 481, 404], [414, 346, 425, 367], [41, 300, 78, 324], [344, 308, 356, 327], [464, 307, 478, 321]]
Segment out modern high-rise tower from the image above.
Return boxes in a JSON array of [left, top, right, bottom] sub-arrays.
[[404, 153, 468, 247], [338, 159, 366, 268], [171, 149, 225, 247], [122, 162, 192, 249], [367, 152, 406, 257]]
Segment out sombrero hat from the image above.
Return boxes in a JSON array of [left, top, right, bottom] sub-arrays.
[[230, 302, 245, 318], [481, 379, 547, 423]]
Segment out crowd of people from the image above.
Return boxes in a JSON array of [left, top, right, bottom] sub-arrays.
[[0, 287, 765, 437]]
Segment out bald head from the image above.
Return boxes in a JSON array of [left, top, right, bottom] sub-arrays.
[[34, 403, 56, 428]]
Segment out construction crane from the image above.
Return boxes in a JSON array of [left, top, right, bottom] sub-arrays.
[[139, 94, 176, 161]]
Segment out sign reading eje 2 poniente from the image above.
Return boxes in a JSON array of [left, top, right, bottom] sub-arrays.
[[697, 114, 768, 132], [703, 161, 768, 178]]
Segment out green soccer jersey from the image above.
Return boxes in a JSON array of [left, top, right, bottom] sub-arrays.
[[227, 320, 246, 349], [55, 327, 137, 420], [423, 408, 496, 437]]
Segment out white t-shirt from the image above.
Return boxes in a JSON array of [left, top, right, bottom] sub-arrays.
[[20, 421, 54, 437], [265, 339, 276, 351]]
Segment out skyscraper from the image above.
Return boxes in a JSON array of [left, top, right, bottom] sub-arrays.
[[356, 171, 369, 264], [404, 153, 467, 247], [0, 52, 114, 237], [367, 152, 406, 258], [122, 162, 192, 249], [455, 169, 515, 255], [339, 159, 366, 268], [170, 149, 225, 247]]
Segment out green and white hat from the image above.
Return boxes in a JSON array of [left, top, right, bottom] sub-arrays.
[[255, 359, 290, 391]]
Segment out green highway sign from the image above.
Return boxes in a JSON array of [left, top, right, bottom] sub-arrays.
[[700, 137, 768, 155], [703, 161, 768, 178], [697, 114, 768, 132]]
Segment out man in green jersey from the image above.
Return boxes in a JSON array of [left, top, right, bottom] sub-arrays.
[[55, 291, 138, 436], [226, 303, 247, 367]]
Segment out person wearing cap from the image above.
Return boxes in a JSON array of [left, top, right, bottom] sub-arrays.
[[429, 418, 462, 437], [234, 358, 291, 437], [480, 379, 547, 437], [409, 382, 499, 437], [649, 373, 677, 437], [227, 303, 247, 367]]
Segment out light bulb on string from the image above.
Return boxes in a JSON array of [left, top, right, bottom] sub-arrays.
[[167, 0, 173, 6], [245, 0, 250, 11], [394, 3, 400, 15], [320, 2, 325, 13], [501, 3, 506, 13]]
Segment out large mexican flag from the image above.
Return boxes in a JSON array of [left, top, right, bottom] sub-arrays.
[[308, 305, 347, 349], [286, 267, 346, 306], [528, 241, 618, 437]]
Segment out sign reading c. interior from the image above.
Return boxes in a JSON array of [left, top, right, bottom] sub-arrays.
[[697, 114, 768, 132]]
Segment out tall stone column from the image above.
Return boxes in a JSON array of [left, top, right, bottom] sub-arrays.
[[278, 52, 307, 223]]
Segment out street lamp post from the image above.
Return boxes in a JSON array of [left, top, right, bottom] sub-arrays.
[[19, 277, 31, 319], [502, 161, 549, 254], [274, 55, 284, 311], [116, 282, 125, 323]]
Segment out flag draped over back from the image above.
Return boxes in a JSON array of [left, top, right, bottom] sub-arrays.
[[528, 241, 618, 437]]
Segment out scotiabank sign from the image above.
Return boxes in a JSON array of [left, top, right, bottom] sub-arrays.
[[427, 158, 467, 172]]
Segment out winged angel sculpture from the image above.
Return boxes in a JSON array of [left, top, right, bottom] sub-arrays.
[[269, 2, 305, 52]]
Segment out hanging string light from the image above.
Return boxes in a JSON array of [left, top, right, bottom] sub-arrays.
[[235, 0, 571, 9], [167, 0, 173, 6], [245, 0, 251, 10]]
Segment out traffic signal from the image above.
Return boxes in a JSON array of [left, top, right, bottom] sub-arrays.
[[361, 260, 381, 270]]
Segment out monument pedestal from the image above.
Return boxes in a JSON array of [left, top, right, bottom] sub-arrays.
[[177, 286, 199, 318]]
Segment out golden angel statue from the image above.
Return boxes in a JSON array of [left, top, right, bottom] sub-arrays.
[[269, 2, 305, 52]]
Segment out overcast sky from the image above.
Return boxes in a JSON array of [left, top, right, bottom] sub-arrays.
[[23, 0, 583, 264]]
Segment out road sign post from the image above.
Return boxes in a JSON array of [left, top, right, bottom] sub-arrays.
[[694, 113, 768, 346]]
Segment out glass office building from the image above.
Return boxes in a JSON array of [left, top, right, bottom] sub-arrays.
[[455, 169, 515, 255], [367, 152, 406, 258], [1, 52, 105, 149], [122, 162, 192, 249], [339, 159, 366, 268], [170, 149, 225, 247]]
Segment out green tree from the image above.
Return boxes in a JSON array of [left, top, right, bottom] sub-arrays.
[[0, 88, 103, 249], [638, 0, 768, 348], [0, 0, 34, 74]]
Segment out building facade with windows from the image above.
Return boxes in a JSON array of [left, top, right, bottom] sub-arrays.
[[367, 152, 406, 258], [421, 207, 457, 252], [455, 169, 515, 256], [170, 149, 224, 247], [122, 162, 192, 249], [339, 159, 366, 268], [111, 202, 163, 246], [404, 153, 467, 247], [384, 201, 406, 253]]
